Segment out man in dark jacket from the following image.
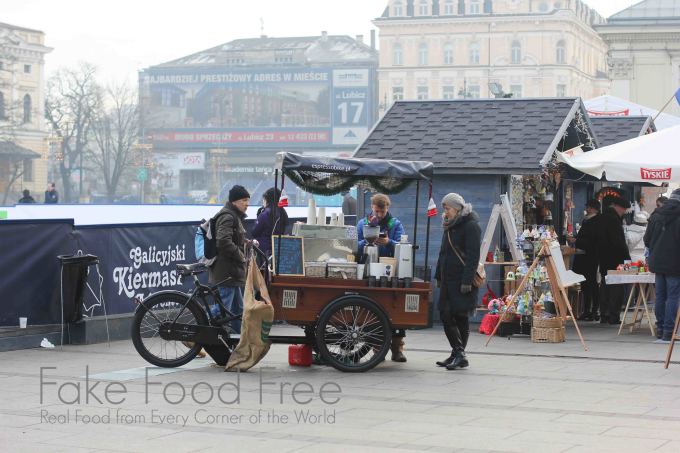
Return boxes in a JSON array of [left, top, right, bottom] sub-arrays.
[[568, 199, 601, 321], [597, 197, 631, 324], [209, 185, 250, 333], [44, 182, 58, 204], [18, 189, 36, 203], [645, 189, 680, 342]]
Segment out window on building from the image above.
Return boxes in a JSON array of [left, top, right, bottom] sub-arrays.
[[469, 0, 480, 13], [538, 1, 549, 12], [24, 64, 31, 74], [419, 0, 429, 15], [419, 42, 429, 66], [511, 40, 522, 64], [0, 92, 5, 120], [469, 42, 480, 64], [23, 159, 33, 182], [417, 86, 429, 100], [393, 0, 403, 16], [556, 40, 566, 64], [483, 0, 493, 13], [392, 86, 404, 101], [458, 0, 465, 14], [468, 85, 481, 98], [444, 0, 455, 14], [556, 84, 566, 97], [393, 43, 403, 66], [443, 43, 454, 65], [23, 94, 31, 123], [442, 86, 456, 99], [510, 85, 522, 98]]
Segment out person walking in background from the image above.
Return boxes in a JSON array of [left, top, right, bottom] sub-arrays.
[[44, 182, 58, 204], [209, 185, 250, 334], [18, 189, 35, 204], [644, 188, 680, 342], [342, 190, 357, 216], [252, 187, 288, 259], [435, 193, 481, 370], [568, 199, 601, 321], [597, 197, 631, 325]]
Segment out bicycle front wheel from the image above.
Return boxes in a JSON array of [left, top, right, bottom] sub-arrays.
[[131, 292, 208, 368]]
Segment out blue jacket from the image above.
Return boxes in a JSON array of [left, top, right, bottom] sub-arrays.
[[357, 214, 405, 258]]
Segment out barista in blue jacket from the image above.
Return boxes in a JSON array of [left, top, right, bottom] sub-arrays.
[[356, 193, 407, 362], [357, 193, 405, 258]]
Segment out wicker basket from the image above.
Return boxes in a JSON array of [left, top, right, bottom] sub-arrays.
[[304, 262, 326, 278], [532, 316, 563, 329], [531, 326, 565, 343], [500, 311, 517, 323]]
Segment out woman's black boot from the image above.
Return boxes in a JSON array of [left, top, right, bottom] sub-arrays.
[[436, 351, 455, 367], [446, 351, 469, 370]]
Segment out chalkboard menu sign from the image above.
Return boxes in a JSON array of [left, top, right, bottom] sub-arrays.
[[272, 236, 305, 276]]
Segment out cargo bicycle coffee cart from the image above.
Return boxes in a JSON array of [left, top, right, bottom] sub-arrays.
[[131, 152, 435, 372]]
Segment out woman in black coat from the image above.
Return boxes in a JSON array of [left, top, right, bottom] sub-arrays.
[[434, 193, 481, 370]]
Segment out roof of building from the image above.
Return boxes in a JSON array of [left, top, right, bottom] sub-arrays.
[[157, 35, 377, 67], [0, 21, 44, 34], [609, 0, 680, 20], [588, 116, 656, 147], [354, 98, 597, 175], [0, 141, 41, 158]]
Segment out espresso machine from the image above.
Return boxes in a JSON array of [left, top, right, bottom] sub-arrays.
[[362, 225, 380, 278]]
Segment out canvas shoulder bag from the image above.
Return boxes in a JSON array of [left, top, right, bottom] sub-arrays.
[[447, 230, 486, 288]]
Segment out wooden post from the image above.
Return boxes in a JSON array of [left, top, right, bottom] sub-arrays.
[[664, 304, 680, 369]]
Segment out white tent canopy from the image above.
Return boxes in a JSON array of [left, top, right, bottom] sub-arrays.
[[558, 125, 680, 184], [585, 95, 680, 130]]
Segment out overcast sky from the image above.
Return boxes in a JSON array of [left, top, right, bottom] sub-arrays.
[[4, 0, 638, 86]]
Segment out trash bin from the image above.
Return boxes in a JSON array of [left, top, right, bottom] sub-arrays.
[[57, 254, 99, 323]]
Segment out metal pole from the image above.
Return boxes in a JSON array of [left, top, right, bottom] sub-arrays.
[[79, 148, 83, 202], [274, 169, 280, 275], [413, 180, 420, 276], [424, 182, 432, 281]]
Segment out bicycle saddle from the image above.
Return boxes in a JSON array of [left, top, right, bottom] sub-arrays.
[[176, 262, 207, 275]]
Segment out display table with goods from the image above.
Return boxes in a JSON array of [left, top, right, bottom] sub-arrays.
[[605, 264, 656, 337]]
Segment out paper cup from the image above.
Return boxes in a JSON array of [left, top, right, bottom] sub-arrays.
[[19, 317, 27, 329]]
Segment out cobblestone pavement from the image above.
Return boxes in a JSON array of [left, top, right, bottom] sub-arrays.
[[1, 322, 678, 452]]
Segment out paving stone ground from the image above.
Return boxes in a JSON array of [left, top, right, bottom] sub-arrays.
[[2, 322, 679, 452]]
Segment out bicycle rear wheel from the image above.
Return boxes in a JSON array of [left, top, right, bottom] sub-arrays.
[[131, 292, 208, 368]]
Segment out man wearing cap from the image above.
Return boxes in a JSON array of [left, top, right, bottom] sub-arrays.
[[596, 196, 632, 324], [644, 189, 680, 342], [568, 199, 601, 321], [209, 185, 250, 333]]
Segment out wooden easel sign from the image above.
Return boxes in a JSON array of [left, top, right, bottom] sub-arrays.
[[484, 240, 588, 351], [479, 194, 523, 263]]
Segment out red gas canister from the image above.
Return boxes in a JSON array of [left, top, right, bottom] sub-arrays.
[[288, 344, 313, 366]]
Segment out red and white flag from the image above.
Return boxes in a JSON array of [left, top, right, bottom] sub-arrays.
[[278, 189, 289, 207], [427, 197, 437, 217]]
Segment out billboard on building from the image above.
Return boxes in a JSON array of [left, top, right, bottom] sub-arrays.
[[140, 67, 374, 149]]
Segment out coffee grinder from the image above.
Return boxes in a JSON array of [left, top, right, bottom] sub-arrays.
[[362, 225, 380, 278]]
